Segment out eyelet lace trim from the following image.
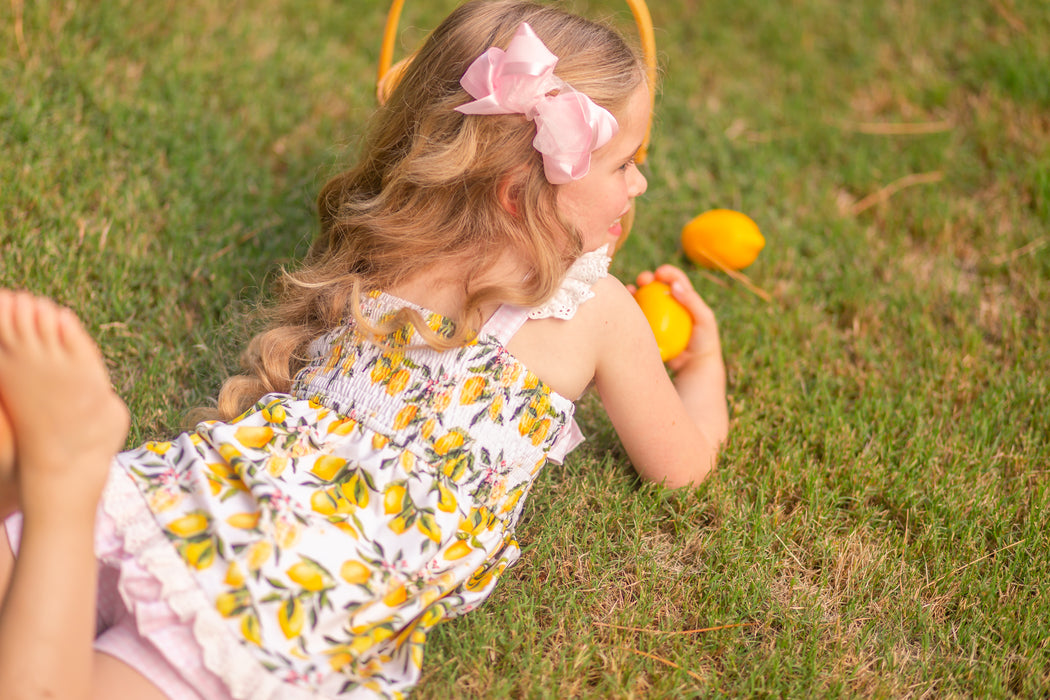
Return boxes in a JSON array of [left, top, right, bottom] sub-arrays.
[[527, 245, 611, 320]]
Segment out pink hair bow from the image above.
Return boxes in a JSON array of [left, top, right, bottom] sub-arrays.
[[455, 22, 619, 184]]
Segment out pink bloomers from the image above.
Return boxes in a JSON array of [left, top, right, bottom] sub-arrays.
[[3, 464, 233, 700]]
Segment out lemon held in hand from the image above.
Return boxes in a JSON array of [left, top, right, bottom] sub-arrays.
[[634, 281, 692, 363], [682, 209, 765, 270]]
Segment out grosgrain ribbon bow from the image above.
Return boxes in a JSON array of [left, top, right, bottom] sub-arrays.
[[455, 22, 619, 184]]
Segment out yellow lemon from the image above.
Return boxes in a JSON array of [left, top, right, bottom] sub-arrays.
[[517, 413, 536, 437], [383, 484, 407, 515], [370, 362, 392, 383], [329, 651, 353, 672], [523, 371, 539, 390], [459, 376, 486, 405], [267, 455, 289, 477], [182, 539, 215, 570], [392, 405, 418, 431], [287, 559, 331, 592], [340, 559, 372, 585], [167, 511, 210, 538], [224, 561, 246, 587], [633, 282, 693, 363], [145, 441, 172, 455], [681, 209, 765, 270], [442, 455, 467, 481], [421, 605, 444, 627], [383, 585, 408, 607], [311, 487, 339, 516], [226, 511, 261, 530], [216, 591, 242, 617], [246, 541, 273, 571], [261, 403, 286, 424], [241, 613, 262, 646], [436, 480, 457, 513], [278, 597, 304, 639], [350, 631, 377, 656], [433, 431, 464, 456], [311, 454, 347, 481], [487, 394, 504, 422], [234, 426, 275, 449], [416, 513, 442, 543], [500, 488, 524, 515], [328, 417, 357, 436], [530, 418, 551, 446], [444, 539, 472, 561], [341, 474, 370, 508], [465, 570, 493, 592], [399, 450, 416, 473], [386, 368, 411, 396], [388, 514, 411, 535]]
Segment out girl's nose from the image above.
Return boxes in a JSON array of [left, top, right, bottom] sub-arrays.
[[628, 164, 648, 198]]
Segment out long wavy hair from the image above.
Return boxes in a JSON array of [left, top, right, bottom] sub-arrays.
[[213, 0, 645, 420]]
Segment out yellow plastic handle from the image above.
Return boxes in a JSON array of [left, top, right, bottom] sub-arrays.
[[376, 0, 657, 162]]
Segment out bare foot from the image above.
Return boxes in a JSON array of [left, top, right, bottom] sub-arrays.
[[0, 291, 129, 521]]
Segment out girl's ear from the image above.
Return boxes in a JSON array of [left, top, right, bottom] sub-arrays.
[[497, 167, 527, 216]]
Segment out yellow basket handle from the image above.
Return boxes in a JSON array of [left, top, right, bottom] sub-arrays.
[[376, 0, 657, 162]]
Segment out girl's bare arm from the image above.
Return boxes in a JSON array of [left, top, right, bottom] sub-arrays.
[[591, 273, 728, 487]]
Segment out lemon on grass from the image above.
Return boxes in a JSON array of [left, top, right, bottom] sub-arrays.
[[682, 209, 765, 270], [633, 282, 692, 363]]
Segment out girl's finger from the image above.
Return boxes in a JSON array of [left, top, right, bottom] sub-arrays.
[[634, 270, 656, 287]]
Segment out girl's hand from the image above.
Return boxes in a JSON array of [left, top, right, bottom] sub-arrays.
[[629, 265, 722, 372]]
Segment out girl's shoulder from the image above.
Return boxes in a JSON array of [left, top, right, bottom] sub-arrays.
[[504, 273, 653, 400]]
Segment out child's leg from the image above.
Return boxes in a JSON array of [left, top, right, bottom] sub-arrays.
[[0, 400, 16, 520], [0, 404, 15, 613], [0, 290, 141, 699]]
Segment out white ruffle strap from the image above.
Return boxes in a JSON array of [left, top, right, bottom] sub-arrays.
[[528, 245, 611, 320]]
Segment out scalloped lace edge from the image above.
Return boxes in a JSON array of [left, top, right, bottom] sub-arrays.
[[102, 463, 323, 700], [528, 245, 611, 320]]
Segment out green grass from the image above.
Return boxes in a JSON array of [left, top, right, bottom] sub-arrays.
[[2, 0, 1048, 697]]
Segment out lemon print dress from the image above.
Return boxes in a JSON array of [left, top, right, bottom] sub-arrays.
[[100, 247, 610, 699]]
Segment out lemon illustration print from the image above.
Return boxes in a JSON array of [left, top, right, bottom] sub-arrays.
[[241, 612, 262, 646], [278, 597, 304, 639], [383, 483, 407, 514], [311, 454, 347, 481], [166, 511, 209, 538], [340, 559, 372, 585], [234, 426, 274, 449], [286, 557, 334, 592]]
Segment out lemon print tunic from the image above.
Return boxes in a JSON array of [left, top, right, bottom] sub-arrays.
[[109, 270, 601, 699]]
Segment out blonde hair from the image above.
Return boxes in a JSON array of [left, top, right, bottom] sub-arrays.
[[214, 0, 645, 420]]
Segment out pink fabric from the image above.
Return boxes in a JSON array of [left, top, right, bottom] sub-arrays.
[[481, 304, 584, 463], [455, 22, 618, 184], [3, 475, 233, 700], [482, 304, 531, 344]]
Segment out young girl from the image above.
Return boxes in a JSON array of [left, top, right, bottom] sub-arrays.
[[0, 1, 728, 698]]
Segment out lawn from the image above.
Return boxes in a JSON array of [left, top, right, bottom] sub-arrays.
[[2, 0, 1048, 697]]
